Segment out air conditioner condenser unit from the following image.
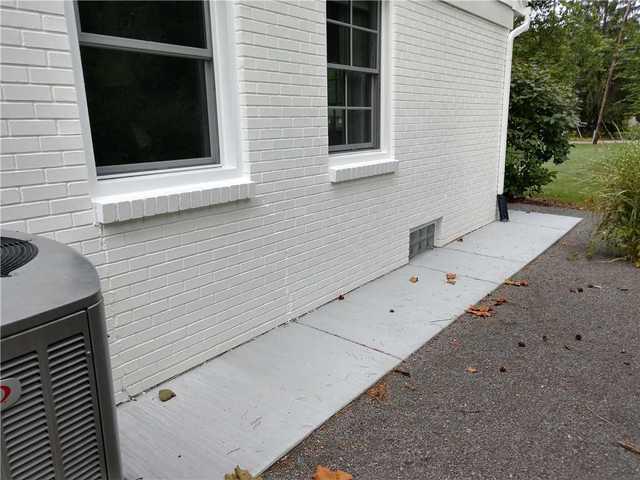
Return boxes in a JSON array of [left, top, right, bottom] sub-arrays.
[[1, 231, 122, 480]]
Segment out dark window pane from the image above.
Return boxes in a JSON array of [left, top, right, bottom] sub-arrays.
[[327, 0, 350, 23], [327, 23, 350, 65], [78, 1, 207, 48], [80, 47, 211, 170], [347, 109, 371, 144], [348, 72, 371, 107], [353, 1, 377, 29], [328, 69, 345, 107], [329, 109, 346, 146], [353, 29, 376, 68]]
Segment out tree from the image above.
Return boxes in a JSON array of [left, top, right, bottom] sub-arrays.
[[513, 0, 640, 137], [504, 64, 578, 197], [593, 0, 635, 143]]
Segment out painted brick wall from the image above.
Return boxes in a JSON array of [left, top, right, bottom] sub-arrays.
[[1, 0, 508, 404]]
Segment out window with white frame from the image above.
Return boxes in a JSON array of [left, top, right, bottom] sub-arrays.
[[75, 1, 218, 176], [326, 0, 380, 152]]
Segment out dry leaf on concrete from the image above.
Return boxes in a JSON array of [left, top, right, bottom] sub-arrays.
[[313, 465, 353, 480], [446, 272, 457, 285], [367, 381, 387, 401], [409, 275, 419, 283], [466, 367, 478, 374], [466, 305, 494, 317], [224, 465, 263, 480], [158, 389, 176, 402], [494, 298, 507, 306], [504, 279, 529, 287]]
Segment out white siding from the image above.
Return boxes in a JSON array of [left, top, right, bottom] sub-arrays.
[[1, 0, 509, 404]]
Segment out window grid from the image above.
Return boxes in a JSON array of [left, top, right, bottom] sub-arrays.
[[327, 1, 381, 153], [73, 1, 220, 177]]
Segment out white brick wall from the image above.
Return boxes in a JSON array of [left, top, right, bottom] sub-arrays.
[[1, 0, 509, 404]]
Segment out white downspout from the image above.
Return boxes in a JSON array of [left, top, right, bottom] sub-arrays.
[[497, 7, 531, 195]]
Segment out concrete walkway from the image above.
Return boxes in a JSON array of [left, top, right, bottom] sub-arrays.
[[117, 210, 581, 479]]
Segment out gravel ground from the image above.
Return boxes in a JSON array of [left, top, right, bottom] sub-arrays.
[[264, 204, 640, 480]]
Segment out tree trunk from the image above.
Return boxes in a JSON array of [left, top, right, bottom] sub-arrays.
[[592, 0, 633, 144]]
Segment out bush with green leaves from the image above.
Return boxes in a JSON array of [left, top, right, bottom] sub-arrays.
[[590, 137, 640, 266], [505, 64, 578, 197]]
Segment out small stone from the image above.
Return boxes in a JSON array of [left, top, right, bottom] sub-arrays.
[[577, 287, 584, 293], [389, 309, 395, 313], [575, 334, 582, 341], [518, 341, 526, 348], [542, 335, 548, 342], [499, 366, 507, 373]]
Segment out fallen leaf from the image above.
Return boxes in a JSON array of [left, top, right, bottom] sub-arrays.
[[446, 272, 457, 285], [505, 279, 529, 287], [409, 275, 419, 283], [494, 298, 508, 306], [367, 382, 387, 401], [466, 367, 478, 374], [337, 294, 345, 300], [618, 440, 640, 456], [466, 305, 493, 317], [393, 367, 411, 377], [313, 465, 353, 480], [158, 389, 175, 402], [564, 344, 572, 350], [224, 466, 263, 480]]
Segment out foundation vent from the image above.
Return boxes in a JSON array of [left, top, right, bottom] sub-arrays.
[[409, 222, 436, 259]]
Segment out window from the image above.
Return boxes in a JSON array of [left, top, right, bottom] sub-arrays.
[[75, 1, 219, 176], [327, 1, 380, 152]]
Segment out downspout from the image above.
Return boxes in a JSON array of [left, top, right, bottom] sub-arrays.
[[497, 7, 531, 221]]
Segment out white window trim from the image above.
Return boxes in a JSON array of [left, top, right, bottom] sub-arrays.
[[65, 1, 250, 212], [328, 0, 394, 182]]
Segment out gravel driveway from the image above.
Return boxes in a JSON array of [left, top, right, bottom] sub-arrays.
[[264, 204, 640, 480]]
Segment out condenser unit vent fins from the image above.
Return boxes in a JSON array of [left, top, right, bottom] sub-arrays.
[[409, 222, 436, 259], [48, 334, 105, 480], [1, 237, 38, 277], [1, 352, 56, 480]]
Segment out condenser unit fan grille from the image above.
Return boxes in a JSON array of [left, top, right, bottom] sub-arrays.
[[1, 237, 38, 277]]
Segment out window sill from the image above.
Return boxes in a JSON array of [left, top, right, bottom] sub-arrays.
[[93, 177, 255, 224], [329, 158, 398, 183]]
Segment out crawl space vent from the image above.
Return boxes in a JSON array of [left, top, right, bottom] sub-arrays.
[[409, 223, 435, 258]]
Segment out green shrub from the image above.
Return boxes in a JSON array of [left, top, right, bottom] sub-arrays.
[[505, 64, 578, 198], [590, 138, 640, 266]]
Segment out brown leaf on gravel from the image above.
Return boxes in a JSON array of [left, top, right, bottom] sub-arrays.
[[224, 466, 263, 480], [313, 465, 353, 480], [618, 439, 640, 456], [494, 298, 508, 306], [446, 272, 457, 285], [367, 382, 387, 401], [505, 279, 529, 287], [409, 275, 419, 283], [466, 367, 478, 374], [466, 305, 494, 317]]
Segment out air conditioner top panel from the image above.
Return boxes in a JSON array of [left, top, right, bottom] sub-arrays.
[[1, 230, 101, 337]]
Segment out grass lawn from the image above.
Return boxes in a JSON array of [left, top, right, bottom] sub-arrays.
[[532, 143, 623, 206]]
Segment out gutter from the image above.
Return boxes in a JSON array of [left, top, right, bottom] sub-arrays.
[[496, 6, 531, 221]]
